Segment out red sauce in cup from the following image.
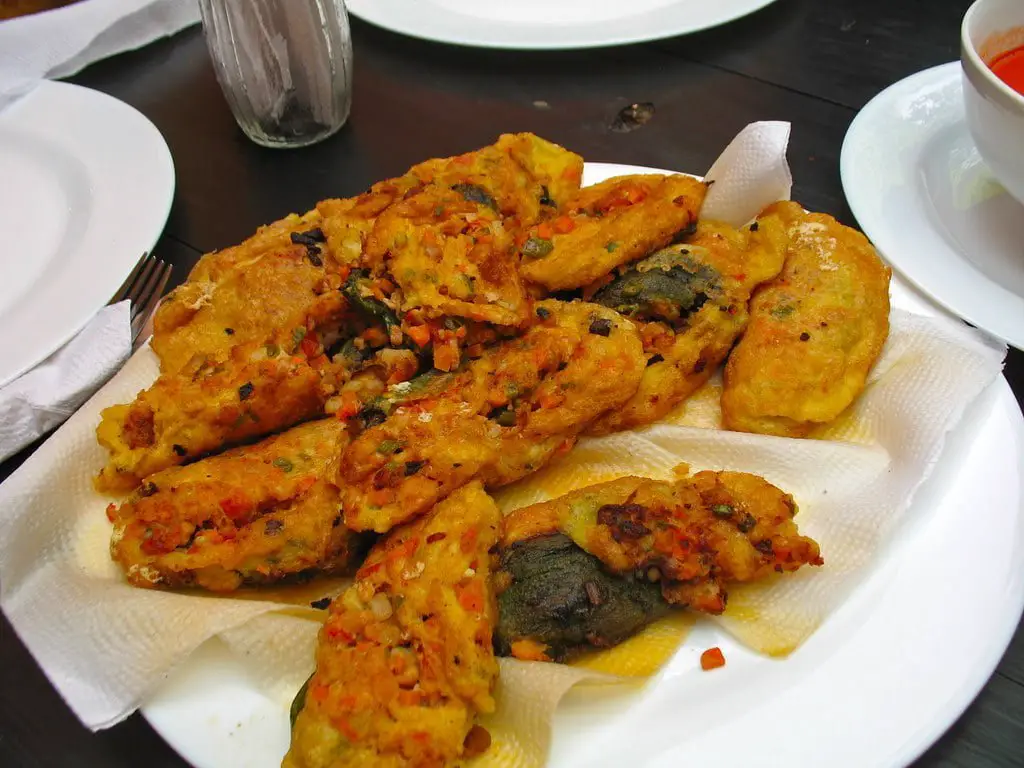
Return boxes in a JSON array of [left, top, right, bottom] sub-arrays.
[[990, 45, 1024, 95]]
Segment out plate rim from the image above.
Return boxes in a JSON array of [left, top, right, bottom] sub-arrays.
[[346, 0, 779, 50], [141, 162, 1023, 768], [0, 80, 175, 388], [840, 60, 1024, 351]]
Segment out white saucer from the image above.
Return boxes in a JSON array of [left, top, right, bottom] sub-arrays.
[[842, 62, 1024, 351], [346, 0, 778, 50], [0, 81, 175, 388]]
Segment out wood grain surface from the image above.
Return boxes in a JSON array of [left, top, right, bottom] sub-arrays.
[[1, 1, 1022, 765]]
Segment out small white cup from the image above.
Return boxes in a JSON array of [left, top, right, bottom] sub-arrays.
[[961, 0, 1024, 205]]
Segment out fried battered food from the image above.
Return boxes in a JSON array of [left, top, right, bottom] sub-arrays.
[[518, 174, 708, 291], [357, 133, 584, 371], [397, 132, 584, 226], [587, 215, 789, 434], [152, 210, 355, 375], [101, 135, 585, 491], [367, 183, 529, 330], [341, 300, 645, 533], [95, 345, 328, 492], [496, 472, 823, 661], [285, 482, 500, 768], [721, 201, 892, 437], [108, 419, 365, 592], [155, 133, 581, 380]]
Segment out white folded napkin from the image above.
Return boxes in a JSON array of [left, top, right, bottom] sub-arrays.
[[0, 0, 200, 109], [0, 301, 131, 463], [703, 120, 793, 225]]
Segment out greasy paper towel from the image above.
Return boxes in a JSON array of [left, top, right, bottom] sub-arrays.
[[0, 0, 200, 109], [0, 301, 131, 463], [0, 123, 1008, 746]]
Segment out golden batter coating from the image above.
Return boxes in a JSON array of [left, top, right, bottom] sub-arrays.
[[399, 132, 584, 226], [152, 209, 356, 376], [721, 201, 892, 437], [108, 419, 364, 593], [499, 472, 822, 659], [587, 215, 789, 434], [518, 174, 708, 291], [285, 482, 500, 768], [95, 345, 328, 493], [367, 183, 529, 329], [341, 300, 645, 533], [354, 133, 583, 371], [100, 134, 585, 492]]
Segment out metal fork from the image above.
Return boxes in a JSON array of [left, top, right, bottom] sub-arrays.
[[109, 252, 173, 347]]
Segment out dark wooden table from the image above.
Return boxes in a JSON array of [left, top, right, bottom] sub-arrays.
[[2, 0, 1023, 765]]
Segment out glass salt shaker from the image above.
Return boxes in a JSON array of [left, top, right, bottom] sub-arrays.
[[198, 0, 353, 148]]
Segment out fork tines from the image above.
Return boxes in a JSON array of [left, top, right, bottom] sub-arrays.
[[111, 252, 173, 345]]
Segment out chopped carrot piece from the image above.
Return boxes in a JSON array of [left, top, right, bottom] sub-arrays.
[[700, 647, 726, 670], [337, 390, 361, 419], [218, 493, 250, 519], [332, 716, 360, 742], [397, 689, 422, 707], [553, 215, 575, 234], [457, 579, 486, 613], [433, 342, 459, 372], [510, 639, 551, 662], [537, 391, 563, 409], [406, 324, 431, 348], [300, 337, 319, 358], [310, 682, 330, 702]]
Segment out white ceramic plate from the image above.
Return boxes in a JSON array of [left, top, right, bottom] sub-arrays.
[[841, 62, 1024, 351], [346, 0, 779, 50], [0, 81, 174, 388], [142, 163, 1024, 768]]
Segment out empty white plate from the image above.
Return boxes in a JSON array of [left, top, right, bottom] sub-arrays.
[[0, 81, 174, 388], [346, 0, 779, 49], [842, 62, 1024, 351]]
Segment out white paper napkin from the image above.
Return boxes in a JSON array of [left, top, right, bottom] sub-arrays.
[[0, 301, 130, 463], [0, 123, 1009, 739], [702, 120, 793, 225], [0, 0, 200, 109]]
